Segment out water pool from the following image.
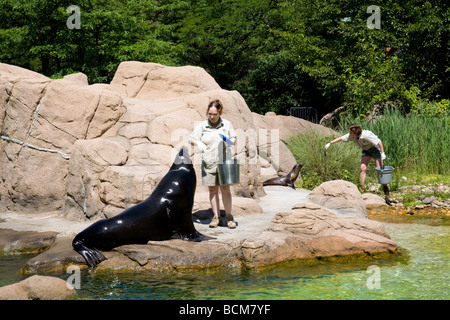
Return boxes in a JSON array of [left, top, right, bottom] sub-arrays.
[[1, 221, 449, 300]]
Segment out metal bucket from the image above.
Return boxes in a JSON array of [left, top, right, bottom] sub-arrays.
[[218, 159, 240, 185], [375, 166, 395, 184]]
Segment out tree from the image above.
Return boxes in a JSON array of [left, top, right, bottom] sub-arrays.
[[176, 0, 286, 88], [176, 0, 329, 115], [0, 0, 181, 83], [1, 0, 447, 115], [236, 51, 326, 115], [282, 0, 449, 115]]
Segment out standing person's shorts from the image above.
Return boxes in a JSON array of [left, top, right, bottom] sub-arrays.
[[201, 162, 220, 186], [202, 168, 219, 186], [362, 145, 382, 159]]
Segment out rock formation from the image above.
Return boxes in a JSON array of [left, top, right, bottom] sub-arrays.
[[0, 61, 335, 220], [308, 180, 368, 218], [0, 275, 76, 300], [0, 229, 57, 255]]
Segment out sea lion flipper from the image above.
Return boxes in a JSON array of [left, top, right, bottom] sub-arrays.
[[193, 231, 216, 241], [73, 239, 107, 268], [177, 231, 216, 242]]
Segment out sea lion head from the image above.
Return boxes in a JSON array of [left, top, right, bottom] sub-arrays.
[[171, 146, 192, 169]]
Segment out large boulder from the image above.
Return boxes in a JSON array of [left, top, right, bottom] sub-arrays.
[[0, 275, 77, 300], [0, 63, 125, 213], [269, 202, 392, 256], [362, 193, 389, 211], [308, 180, 368, 218], [319, 106, 347, 128], [253, 111, 335, 142], [109, 61, 222, 99]]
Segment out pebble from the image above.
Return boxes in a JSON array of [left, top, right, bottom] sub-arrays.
[[391, 183, 450, 209]]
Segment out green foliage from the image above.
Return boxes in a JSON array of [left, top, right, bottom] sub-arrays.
[[279, 0, 449, 115], [0, 0, 182, 83], [288, 109, 450, 190], [235, 51, 325, 115], [0, 0, 448, 115], [404, 86, 450, 117]]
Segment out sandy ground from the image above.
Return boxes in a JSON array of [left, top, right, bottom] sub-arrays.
[[0, 186, 311, 239]]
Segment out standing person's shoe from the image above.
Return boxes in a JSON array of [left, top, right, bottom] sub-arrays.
[[209, 215, 220, 228], [226, 214, 236, 229]]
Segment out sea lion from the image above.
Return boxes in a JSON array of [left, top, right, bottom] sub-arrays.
[[72, 147, 212, 268], [262, 163, 304, 189], [383, 184, 392, 205]]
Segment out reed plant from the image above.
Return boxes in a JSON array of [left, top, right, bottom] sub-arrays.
[[338, 108, 450, 175], [287, 107, 449, 190]]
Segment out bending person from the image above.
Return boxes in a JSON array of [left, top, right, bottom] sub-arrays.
[[324, 123, 389, 194]]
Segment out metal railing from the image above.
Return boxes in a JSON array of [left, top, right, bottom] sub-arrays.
[[286, 107, 318, 123]]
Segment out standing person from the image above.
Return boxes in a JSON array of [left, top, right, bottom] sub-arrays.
[[189, 100, 237, 228], [324, 123, 388, 194]]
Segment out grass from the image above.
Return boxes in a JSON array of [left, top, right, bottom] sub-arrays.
[[287, 108, 450, 190], [287, 130, 361, 189], [338, 108, 450, 175]]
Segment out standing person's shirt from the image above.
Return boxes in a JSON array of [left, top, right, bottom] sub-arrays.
[[190, 118, 236, 172], [340, 130, 380, 151]]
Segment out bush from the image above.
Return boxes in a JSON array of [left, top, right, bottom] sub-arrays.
[[286, 130, 361, 189], [287, 107, 449, 190]]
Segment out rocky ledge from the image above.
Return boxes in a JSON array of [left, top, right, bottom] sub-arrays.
[[1, 181, 397, 275]]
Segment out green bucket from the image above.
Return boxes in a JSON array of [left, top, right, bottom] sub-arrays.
[[375, 166, 394, 184]]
